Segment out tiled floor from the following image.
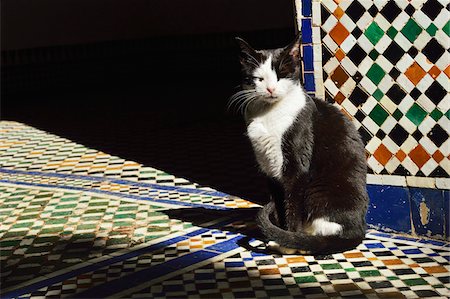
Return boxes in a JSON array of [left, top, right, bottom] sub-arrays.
[[1, 121, 449, 298]]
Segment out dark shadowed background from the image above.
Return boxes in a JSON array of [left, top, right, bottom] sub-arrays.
[[1, 0, 297, 203]]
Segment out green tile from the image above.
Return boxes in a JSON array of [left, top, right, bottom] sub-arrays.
[[369, 49, 379, 60], [373, 89, 384, 101], [387, 27, 398, 39], [365, 22, 384, 45], [369, 104, 389, 126], [113, 221, 134, 227], [401, 19, 423, 43], [392, 109, 404, 121], [359, 270, 381, 277], [321, 263, 342, 270], [12, 222, 34, 228], [366, 63, 386, 85], [443, 20, 450, 36], [404, 278, 428, 286], [0, 239, 21, 248], [77, 223, 97, 230], [47, 218, 68, 225], [295, 276, 317, 283], [40, 227, 63, 234], [426, 24, 438, 36], [406, 103, 427, 126], [114, 213, 136, 219], [118, 206, 138, 212], [430, 108, 443, 121]]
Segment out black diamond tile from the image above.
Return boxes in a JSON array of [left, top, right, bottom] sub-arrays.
[[354, 71, 363, 83], [321, 5, 331, 23], [421, 0, 444, 20], [407, 47, 419, 58], [428, 125, 448, 147], [349, 86, 369, 106], [425, 81, 446, 105], [410, 88, 422, 100], [368, 5, 378, 17], [369, 281, 393, 289], [386, 84, 407, 104], [430, 166, 447, 177], [348, 44, 367, 66], [322, 45, 333, 64], [352, 27, 363, 39], [394, 268, 416, 275], [346, 1, 366, 22], [376, 130, 386, 139], [384, 43, 405, 64], [394, 165, 410, 176], [422, 39, 445, 63], [359, 127, 372, 144], [412, 130, 423, 141], [405, 4, 415, 16], [390, 125, 409, 146], [389, 68, 401, 80], [380, 1, 402, 22]]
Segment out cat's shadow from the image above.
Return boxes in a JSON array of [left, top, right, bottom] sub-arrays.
[[161, 207, 272, 253]]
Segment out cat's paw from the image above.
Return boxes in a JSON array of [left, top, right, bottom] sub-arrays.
[[267, 241, 297, 255]]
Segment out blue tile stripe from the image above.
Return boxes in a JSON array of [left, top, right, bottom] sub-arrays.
[[72, 236, 244, 298], [0, 179, 231, 211], [299, 0, 315, 93], [0, 168, 230, 198], [1, 222, 243, 299]]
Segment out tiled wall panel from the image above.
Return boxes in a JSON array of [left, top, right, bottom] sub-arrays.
[[296, 0, 449, 239]]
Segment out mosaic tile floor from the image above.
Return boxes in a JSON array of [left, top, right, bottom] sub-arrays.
[[1, 121, 449, 298]]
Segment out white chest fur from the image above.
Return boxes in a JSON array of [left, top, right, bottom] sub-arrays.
[[247, 88, 305, 179]]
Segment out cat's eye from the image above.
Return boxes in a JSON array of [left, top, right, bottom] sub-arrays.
[[253, 76, 264, 82]]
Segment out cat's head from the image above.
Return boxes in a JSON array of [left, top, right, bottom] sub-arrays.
[[235, 35, 301, 105]]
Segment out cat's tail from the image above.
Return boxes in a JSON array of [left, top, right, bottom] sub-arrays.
[[257, 202, 364, 255]]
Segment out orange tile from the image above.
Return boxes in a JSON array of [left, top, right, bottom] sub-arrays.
[[444, 65, 450, 78], [333, 283, 359, 292], [428, 66, 441, 79], [334, 7, 345, 19], [409, 144, 431, 168], [410, 263, 420, 268], [404, 62, 426, 85], [432, 150, 445, 163], [330, 22, 350, 45], [424, 266, 448, 274], [331, 65, 350, 87], [368, 257, 378, 261], [335, 48, 346, 61], [286, 256, 307, 263], [383, 259, 403, 265], [259, 268, 280, 275], [396, 150, 407, 162], [335, 91, 346, 104], [373, 144, 393, 166], [344, 252, 364, 258]]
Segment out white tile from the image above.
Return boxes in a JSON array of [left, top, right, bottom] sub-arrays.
[[393, 0, 408, 9], [418, 116, 436, 135], [376, 55, 394, 73], [406, 176, 436, 188], [417, 95, 437, 114], [402, 157, 420, 175], [356, 12, 373, 31], [396, 74, 415, 93], [322, 14, 338, 33], [397, 94, 414, 114], [435, 177, 450, 190], [392, 11, 410, 31], [341, 99, 359, 115], [380, 117, 397, 136], [396, 55, 414, 73], [366, 174, 383, 185], [373, 0, 388, 10], [414, 52, 433, 72], [312, 27, 322, 44], [363, 116, 381, 135], [421, 159, 439, 176], [378, 76, 395, 93], [323, 56, 339, 74], [440, 157, 450, 174], [361, 97, 378, 114], [437, 117, 450, 134], [379, 97, 397, 114], [401, 135, 419, 153], [321, 0, 338, 14], [435, 50, 450, 71], [393, 33, 413, 52], [374, 15, 391, 31], [383, 136, 400, 155], [322, 34, 338, 52], [434, 8, 450, 29], [435, 66, 450, 90], [383, 173, 407, 186], [341, 78, 357, 97], [416, 74, 434, 93], [419, 136, 438, 157], [323, 78, 340, 97], [313, 44, 322, 61], [312, 1, 322, 26], [340, 14, 357, 32], [367, 156, 384, 173], [366, 136, 382, 153], [437, 93, 450, 112], [413, 31, 432, 51], [374, 35, 392, 54], [357, 35, 374, 53], [413, 10, 432, 29], [340, 35, 358, 53], [341, 57, 358, 76]]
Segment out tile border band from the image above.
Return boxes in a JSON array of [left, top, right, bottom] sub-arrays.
[[0, 168, 230, 197], [0, 179, 232, 211], [1, 219, 243, 299]]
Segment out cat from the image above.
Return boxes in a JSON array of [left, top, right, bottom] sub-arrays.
[[231, 35, 369, 255]]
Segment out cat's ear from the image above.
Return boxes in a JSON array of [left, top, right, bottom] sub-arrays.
[[285, 33, 301, 60], [235, 37, 256, 56]]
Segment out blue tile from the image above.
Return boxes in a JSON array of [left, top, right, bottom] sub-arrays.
[[410, 188, 445, 238], [366, 184, 411, 234], [365, 242, 385, 249], [444, 190, 449, 239], [205, 235, 244, 253], [304, 73, 316, 92], [225, 261, 245, 267], [301, 19, 313, 43], [402, 248, 423, 255], [303, 45, 314, 71], [302, 0, 312, 17]]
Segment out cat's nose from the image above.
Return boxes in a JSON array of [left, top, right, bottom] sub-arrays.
[[267, 87, 275, 94]]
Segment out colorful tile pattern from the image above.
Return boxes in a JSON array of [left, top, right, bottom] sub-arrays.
[[315, 0, 449, 180], [1, 121, 449, 298]]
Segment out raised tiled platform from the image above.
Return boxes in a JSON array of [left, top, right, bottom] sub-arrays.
[[1, 122, 449, 298]]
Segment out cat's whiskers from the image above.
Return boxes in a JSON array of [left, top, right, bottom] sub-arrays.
[[228, 90, 257, 109]]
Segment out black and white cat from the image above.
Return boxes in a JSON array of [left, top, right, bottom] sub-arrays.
[[232, 35, 369, 255]]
